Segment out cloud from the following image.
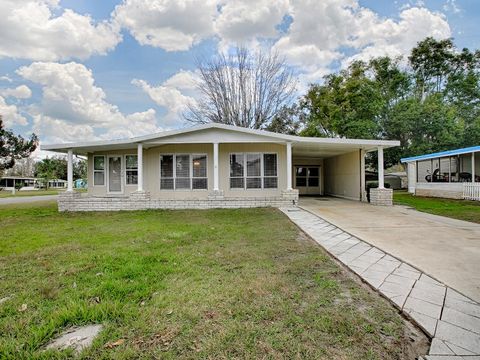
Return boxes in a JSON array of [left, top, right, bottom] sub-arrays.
[[132, 70, 198, 124], [0, 0, 121, 61], [272, 1, 451, 83], [113, 0, 217, 51], [0, 85, 32, 99], [215, 0, 289, 46], [16, 62, 160, 142], [0, 96, 29, 127]]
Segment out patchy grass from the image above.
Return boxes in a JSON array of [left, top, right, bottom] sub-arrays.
[[0, 189, 62, 198], [394, 190, 480, 223], [0, 201, 428, 359]]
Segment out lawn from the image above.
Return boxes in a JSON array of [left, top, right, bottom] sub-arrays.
[[0, 201, 428, 359], [0, 189, 62, 198], [394, 190, 480, 223]]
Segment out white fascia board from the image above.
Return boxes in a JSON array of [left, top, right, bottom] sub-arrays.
[[40, 122, 400, 153]]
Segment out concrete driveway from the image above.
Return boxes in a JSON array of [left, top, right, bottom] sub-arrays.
[[0, 195, 58, 205], [299, 197, 480, 302]]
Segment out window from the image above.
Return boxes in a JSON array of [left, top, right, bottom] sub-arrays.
[[160, 154, 208, 190], [229, 153, 277, 189], [125, 155, 138, 185], [93, 155, 105, 186]]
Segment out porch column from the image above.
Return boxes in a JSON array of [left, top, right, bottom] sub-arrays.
[[213, 142, 219, 191], [360, 149, 366, 201], [286, 142, 292, 190], [137, 143, 143, 192], [377, 146, 384, 189], [67, 149, 73, 192], [472, 152, 476, 183]]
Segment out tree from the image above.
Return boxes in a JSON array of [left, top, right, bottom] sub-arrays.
[[185, 46, 297, 129], [0, 115, 38, 175]]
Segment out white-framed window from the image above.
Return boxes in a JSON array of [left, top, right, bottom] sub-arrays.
[[125, 155, 138, 185], [229, 153, 278, 189], [160, 154, 208, 190], [93, 155, 105, 186]]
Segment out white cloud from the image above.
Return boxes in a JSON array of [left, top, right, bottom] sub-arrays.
[[0, 96, 29, 127], [16, 62, 160, 142], [215, 0, 289, 46], [0, 76, 13, 83], [443, 0, 461, 14], [273, 1, 451, 83], [113, 0, 217, 51], [0, 0, 121, 61], [132, 70, 198, 124], [1, 85, 32, 99]]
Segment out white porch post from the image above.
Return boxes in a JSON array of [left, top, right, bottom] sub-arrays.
[[67, 149, 73, 192], [137, 143, 143, 192], [472, 152, 476, 183], [286, 142, 292, 190], [377, 146, 384, 189], [213, 142, 219, 191]]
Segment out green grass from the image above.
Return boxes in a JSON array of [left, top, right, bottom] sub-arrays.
[[0, 189, 62, 198], [394, 190, 480, 223], [0, 201, 427, 359]]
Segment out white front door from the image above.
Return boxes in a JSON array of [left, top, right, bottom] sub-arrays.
[[108, 155, 123, 193], [294, 166, 321, 195]]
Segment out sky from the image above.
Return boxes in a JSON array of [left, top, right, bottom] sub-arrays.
[[0, 0, 478, 153]]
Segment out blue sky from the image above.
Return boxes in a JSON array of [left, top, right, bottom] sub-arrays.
[[0, 0, 477, 150]]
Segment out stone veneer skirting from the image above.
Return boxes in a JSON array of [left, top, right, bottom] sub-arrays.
[[58, 190, 299, 212], [369, 188, 393, 206]]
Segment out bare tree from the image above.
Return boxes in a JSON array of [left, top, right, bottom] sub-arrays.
[[185, 46, 297, 129]]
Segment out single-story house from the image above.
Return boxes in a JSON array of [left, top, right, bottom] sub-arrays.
[[0, 176, 37, 190], [41, 123, 399, 211], [401, 146, 480, 200]]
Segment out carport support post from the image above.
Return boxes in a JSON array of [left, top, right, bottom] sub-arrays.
[[286, 142, 292, 190], [137, 143, 143, 192], [67, 149, 73, 192], [377, 146, 384, 189]]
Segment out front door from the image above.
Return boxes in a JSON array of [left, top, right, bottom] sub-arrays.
[[295, 166, 321, 195], [108, 155, 123, 193]]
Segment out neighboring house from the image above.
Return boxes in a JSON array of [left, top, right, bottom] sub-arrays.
[[48, 179, 67, 189], [0, 176, 38, 190], [401, 146, 480, 200], [41, 123, 399, 211]]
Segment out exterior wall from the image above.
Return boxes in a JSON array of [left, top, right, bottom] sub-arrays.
[[87, 143, 287, 200], [415, 183, 464, 199], [323, 150, 361, 200]]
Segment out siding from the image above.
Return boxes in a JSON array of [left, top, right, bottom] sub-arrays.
[[324, 150, 361, 200]]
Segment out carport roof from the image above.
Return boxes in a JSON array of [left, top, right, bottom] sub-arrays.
[[401, 145, 480, 163], [41, 123, 400, 156]]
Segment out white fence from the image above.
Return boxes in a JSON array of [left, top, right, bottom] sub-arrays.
[[463, 182, 480, 201]]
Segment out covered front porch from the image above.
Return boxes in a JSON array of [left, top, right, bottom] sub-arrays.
[[402, 146, 480, 200]]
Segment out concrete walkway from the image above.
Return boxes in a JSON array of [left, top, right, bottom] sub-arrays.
[[0, 195, 58, 205], [281, 206, 480, 359], [299, 197, 480, 303]]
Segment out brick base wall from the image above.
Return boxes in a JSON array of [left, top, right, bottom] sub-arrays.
[[58, 190, 299, 212], [369, 188, 393, 206]]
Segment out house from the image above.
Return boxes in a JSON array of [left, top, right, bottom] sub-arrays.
[[401, 146, 480, 200], [41, 123, 399, 211], [0, 176, 38, 191]]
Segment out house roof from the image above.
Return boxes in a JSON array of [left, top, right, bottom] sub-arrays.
[[41, 123, 400, 157], [401, 145, 480, 163]]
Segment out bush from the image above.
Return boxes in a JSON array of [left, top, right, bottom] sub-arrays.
[[15, 181, 24, 191], [366, 181, 390, 202]]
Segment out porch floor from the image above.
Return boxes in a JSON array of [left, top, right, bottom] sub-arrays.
[[298, 196, 480, 303]]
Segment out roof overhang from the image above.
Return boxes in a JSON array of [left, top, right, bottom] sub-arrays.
[[41, 123, 400, 157]]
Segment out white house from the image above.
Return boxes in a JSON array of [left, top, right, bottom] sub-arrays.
[[401, 146, 480, 200], [41, 123, 399, 211]]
